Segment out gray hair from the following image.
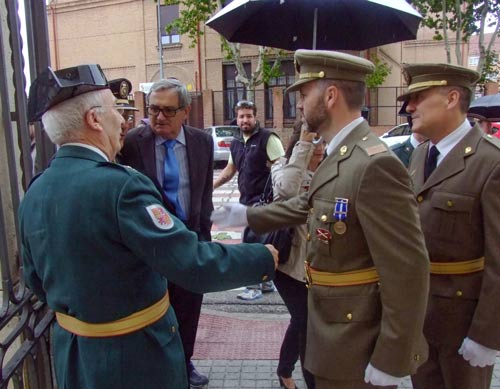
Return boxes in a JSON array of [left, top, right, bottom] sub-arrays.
[[41, 89, 110, 145], [147, 78, 191, 107]]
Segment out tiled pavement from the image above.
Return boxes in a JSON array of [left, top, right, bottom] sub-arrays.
[[191, 169, 500, 389]]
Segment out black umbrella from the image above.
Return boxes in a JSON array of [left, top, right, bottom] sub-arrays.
[[206, 0, 422, 51], [468, 93, 500, 121]]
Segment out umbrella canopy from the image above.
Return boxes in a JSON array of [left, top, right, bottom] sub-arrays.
[[468, 93, 500, 121], [206, 0, 422, 51]]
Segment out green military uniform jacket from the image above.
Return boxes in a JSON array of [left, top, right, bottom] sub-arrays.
[[409, 127, 500, 353], [248, 121, 429, 381], [390, 136, 414, 168], [19, 146, 274, 389]]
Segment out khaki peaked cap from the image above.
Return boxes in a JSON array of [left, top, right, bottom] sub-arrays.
[[397, 63, 480, 101], [286, 50, 375, 93]]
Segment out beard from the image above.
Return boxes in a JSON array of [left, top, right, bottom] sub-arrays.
[[304, 99, 329, 133]]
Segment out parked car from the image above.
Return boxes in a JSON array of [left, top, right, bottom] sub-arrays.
[[379, 123, 411, 147], [203, 125, 240, 166]]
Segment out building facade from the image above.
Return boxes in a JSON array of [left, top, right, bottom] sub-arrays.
[[46, 0, 499, 132]]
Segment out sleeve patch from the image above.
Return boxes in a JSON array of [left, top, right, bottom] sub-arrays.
[[146, 204, 174, 230]]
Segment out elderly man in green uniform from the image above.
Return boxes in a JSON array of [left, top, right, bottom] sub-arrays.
[[398, 63, 500, 389], [213, 50, 430, 388], [20, 64, 278, 389]]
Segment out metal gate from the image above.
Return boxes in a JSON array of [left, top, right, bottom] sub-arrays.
[[0, 0, 56, 387]]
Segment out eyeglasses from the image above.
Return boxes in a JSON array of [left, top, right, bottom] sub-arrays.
[[235, 100, 255, 109], [147, 105, 185, 117]]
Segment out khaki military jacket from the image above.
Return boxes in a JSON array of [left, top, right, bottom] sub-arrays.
[[248, 121, 429, 380], [409, 126, 500, 352]]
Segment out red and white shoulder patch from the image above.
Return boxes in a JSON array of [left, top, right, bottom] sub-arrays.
[[146, 204, 174, 230]]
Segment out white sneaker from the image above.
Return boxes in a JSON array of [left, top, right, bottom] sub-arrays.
[[237, 288, 263, 300]]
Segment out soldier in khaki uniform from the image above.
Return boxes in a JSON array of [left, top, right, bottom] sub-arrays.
[[213, 50, 430, 388], [398, 64, 500, 389]]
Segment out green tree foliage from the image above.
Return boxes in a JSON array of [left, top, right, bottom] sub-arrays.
[[162, 0, 286, 98], [409, 0, 500, 84], [365, 54, 392, 89]]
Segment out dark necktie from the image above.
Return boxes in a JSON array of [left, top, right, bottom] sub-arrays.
[[424, 145, 439, 181], [163, 140, 186, 220]]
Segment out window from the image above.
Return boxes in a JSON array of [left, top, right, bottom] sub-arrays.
[[469, 56, 479, 66], [159, 4, 180, 46], [265, 60, 296, 120], [223, 63, 252, 122]]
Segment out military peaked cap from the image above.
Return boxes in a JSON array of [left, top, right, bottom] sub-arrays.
[[286, 50, 375, 93], [108, 78, 139, 111], [397, 63, 480, 101]]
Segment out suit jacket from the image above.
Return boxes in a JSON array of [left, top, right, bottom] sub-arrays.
[[19, 146, 275, 389], [248, 121, 429, 380], [390, 136, 414, 167], [119, 124, 213, 241], [409, 126, 500, 352]]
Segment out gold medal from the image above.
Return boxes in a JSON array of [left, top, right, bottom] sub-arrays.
[[333, 221, 347, 235]]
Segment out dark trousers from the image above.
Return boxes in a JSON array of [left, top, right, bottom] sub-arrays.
[[411, 341, 494, 389], [168, 282, 203, 375], [274, 270, 315, 389]]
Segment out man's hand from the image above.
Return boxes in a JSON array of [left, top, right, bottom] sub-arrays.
[[210, 203, 248, 227], [299, 121, 317, 143], [264, 244, 279, 269], [458, 337, 498, 367], [364, 363, 402, 387]]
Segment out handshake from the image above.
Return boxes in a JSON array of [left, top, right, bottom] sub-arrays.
[[211, 203, 249, 228], [212, 204, 279, 270]]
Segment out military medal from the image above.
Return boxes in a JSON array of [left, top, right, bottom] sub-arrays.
[[333, 221, 347, 235], [333, 197, 348, 235], [316, 228, 332, 244]]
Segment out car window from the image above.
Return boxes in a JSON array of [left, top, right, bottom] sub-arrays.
[[388, 124, 411, 137], [215, 127, 239, 137]]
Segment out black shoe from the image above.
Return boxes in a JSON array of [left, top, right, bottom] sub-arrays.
[[189, 366, 209, 388]]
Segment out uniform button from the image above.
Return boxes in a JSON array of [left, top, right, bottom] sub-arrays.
[[414, 354, 420, 361], [171, 326, 176, 333], [262, 275, 269, 281], [306, 233, 311, 241], [456, 290, 463, 297], [447, 200, 453, 207], [320, 215, 328, 222], [417, 195, 423, 203], [346, 313, 353, 321]]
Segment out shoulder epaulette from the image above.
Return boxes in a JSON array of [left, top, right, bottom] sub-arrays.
[[483, 134, 500, 149], [357, 134, 389, 157]]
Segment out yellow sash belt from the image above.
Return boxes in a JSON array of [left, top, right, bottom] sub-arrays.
[[56, 291, 170, 337], [305, 262, 379, 287], [430, 257, 484, 275]]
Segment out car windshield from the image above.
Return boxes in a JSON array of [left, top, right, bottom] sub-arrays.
[[215, 127, 239, 137]]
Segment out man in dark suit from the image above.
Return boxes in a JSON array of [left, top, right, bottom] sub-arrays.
[[399, 63, 500, 389], [119, 78, 213, 387]]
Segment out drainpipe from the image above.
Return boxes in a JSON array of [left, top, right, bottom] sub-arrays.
[[196, 22, 202, 92], [50, 0, 59, 69]]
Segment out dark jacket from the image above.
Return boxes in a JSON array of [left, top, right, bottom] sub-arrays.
[[230, 126, 273, 206], [119, 124, 213, 241]]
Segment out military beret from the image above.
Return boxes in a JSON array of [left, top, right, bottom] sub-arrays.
[[108, 78, 138, 111], [286, 50, 375, 93], [28, 64, 109, 122], [397, 63, 480, 101]]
